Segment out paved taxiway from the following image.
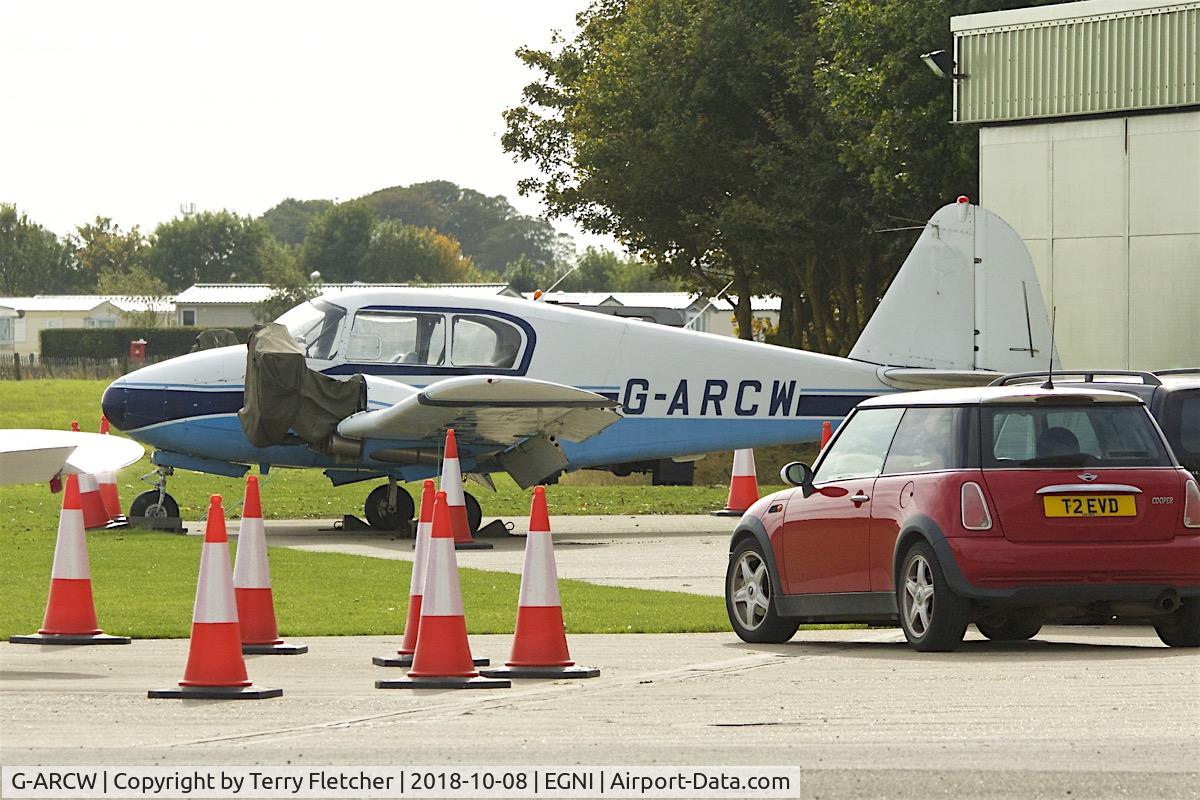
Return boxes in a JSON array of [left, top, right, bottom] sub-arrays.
[[2, 629, 1197, 798], [209, 515, 734, 596]]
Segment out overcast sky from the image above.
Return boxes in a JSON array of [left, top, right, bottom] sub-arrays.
[[0, 1, 614, 251]]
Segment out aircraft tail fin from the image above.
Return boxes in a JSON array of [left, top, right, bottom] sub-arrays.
[[848, 201, 1056, 373]]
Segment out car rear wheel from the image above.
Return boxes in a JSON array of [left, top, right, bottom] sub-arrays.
[[725, 538, 799, 644], [976, 615, 1043, 641], [897, 541, 970, 652], [1155, 600, 1200, 648]]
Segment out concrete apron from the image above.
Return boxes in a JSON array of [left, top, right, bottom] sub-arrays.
[[1, 629, 1197, 800]]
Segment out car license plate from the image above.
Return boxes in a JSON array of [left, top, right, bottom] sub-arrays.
[[1043, 495, 1136, 517]]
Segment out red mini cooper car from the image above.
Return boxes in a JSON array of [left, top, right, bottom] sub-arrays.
[[725, 385, 1200, 651]]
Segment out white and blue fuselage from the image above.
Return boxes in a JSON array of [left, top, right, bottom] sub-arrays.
[[102, 289, 890, 484]]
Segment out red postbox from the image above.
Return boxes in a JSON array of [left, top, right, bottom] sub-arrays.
[[129, 339, 147, 363]]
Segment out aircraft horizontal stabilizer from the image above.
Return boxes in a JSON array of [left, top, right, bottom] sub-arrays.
[[874, 367, 1003, 391], [337, 375, 621, 447]]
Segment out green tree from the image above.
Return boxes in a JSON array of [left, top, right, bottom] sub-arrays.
[[504, 0, 822, 340], [254, 246, 316, 324], [0, 205, 71, 295], [146, 210, 274, 290], [359, 220, 478, 284], [67, 217, 147, 291], [299, 201, 376, 283], [261, 198, 335, 246], [362, 181, 568, 274], [95, 265, 170, 326]]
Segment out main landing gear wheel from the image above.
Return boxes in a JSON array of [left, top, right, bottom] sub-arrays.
[[897, 541, 970, 652], [364, 484, 415, 530], [725, 538, 799, 644], [464, 491, 482, 534], [128, 490, 180, 519]]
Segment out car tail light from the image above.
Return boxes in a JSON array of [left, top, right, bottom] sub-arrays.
[[1185, 480, 1200, 529], [961, 481, 992, 531]]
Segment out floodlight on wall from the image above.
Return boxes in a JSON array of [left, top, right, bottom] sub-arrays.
[[920, 50, 963, 79]]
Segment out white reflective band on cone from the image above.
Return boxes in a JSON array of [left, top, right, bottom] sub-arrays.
[[732, 449, 756, 476], [420, 538, 465, 616], [97, 471, 116, 485], [408, 520, 432, 596], [517, 532, 562, 607], [232, 516, 271, 588], [193, 542, 239, 623], [49, 509, 90, 580], [78, 473, 99, 492], [440, 458, 466, 506]]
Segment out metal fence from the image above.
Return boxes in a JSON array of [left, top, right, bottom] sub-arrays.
[[0, 353, 169, 380]]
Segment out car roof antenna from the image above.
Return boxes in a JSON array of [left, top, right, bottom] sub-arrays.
[[1040, 307, 1057, 390]]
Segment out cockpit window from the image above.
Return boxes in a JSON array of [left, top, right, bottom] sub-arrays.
[[450, 315, 523, 368], [274, 299, 345, 361], [347, 311, 446, 365]]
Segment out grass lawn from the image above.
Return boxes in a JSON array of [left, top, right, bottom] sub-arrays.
[[0, 527, 728, 640]]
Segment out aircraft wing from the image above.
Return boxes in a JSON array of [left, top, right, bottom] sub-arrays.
[[0, 430, 145, 486], [336, 375, 621, 446]]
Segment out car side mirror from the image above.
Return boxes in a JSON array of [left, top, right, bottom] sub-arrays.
[[781, 462, 814, 490]]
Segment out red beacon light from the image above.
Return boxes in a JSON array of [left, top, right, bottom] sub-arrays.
[[956, 195, 970, 204]]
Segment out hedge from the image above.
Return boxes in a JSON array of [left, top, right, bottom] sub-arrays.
[[39, 327, 257, 359]]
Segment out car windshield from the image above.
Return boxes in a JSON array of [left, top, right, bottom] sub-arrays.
[[984, 403, 1171, 468], [273, 299, 346, 361]]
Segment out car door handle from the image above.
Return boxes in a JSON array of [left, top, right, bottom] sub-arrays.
[[850, 491, 870, 505]]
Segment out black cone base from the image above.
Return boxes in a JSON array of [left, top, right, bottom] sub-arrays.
[[148, 685, 283, 700], [9, 632, 131, 646], [243, 642, 308, 655], [454, 541, 494, 551], [479, 664, 601, 679], [373, 654, 489, 668], [375, 675, 510, 690], [709, 509, 747, 517]]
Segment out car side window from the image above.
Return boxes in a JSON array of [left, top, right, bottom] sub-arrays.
[[814, 407, 904, 482], [882, 407, 960, 475]]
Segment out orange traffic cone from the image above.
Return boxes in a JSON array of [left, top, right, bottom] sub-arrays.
[[233, 476, 306, 655], [69, 420, 110, 530], [96, 416, 126, 524], [375, 491, 509, 690], [711, 449, 760, 516], [149, 495, 281, 699], [480, 487, 598, 680], [9, 474, 131, 646], [374, 481, 487, 668], [440, 428, 490, 550], [820, 420, 834, 449]]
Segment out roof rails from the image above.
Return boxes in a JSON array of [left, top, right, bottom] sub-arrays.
[[1154, 368, 1200, 377], [990, 370, 1162, 387]]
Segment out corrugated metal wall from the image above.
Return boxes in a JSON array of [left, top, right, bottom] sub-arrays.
[[956, 3, 1200, 123]]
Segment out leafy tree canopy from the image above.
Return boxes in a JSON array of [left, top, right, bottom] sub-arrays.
[[261, 198, 335, 247], [146, 210, 275, 291], [0, 205, 71, 296]]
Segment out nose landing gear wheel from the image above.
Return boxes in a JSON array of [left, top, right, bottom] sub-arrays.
[[364, 484, 415, 530]]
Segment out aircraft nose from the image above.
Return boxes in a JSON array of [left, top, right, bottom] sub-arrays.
[[101, 378, 129, 431]]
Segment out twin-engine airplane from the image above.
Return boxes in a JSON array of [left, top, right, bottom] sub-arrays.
[[101, 201, 1056, 531]]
